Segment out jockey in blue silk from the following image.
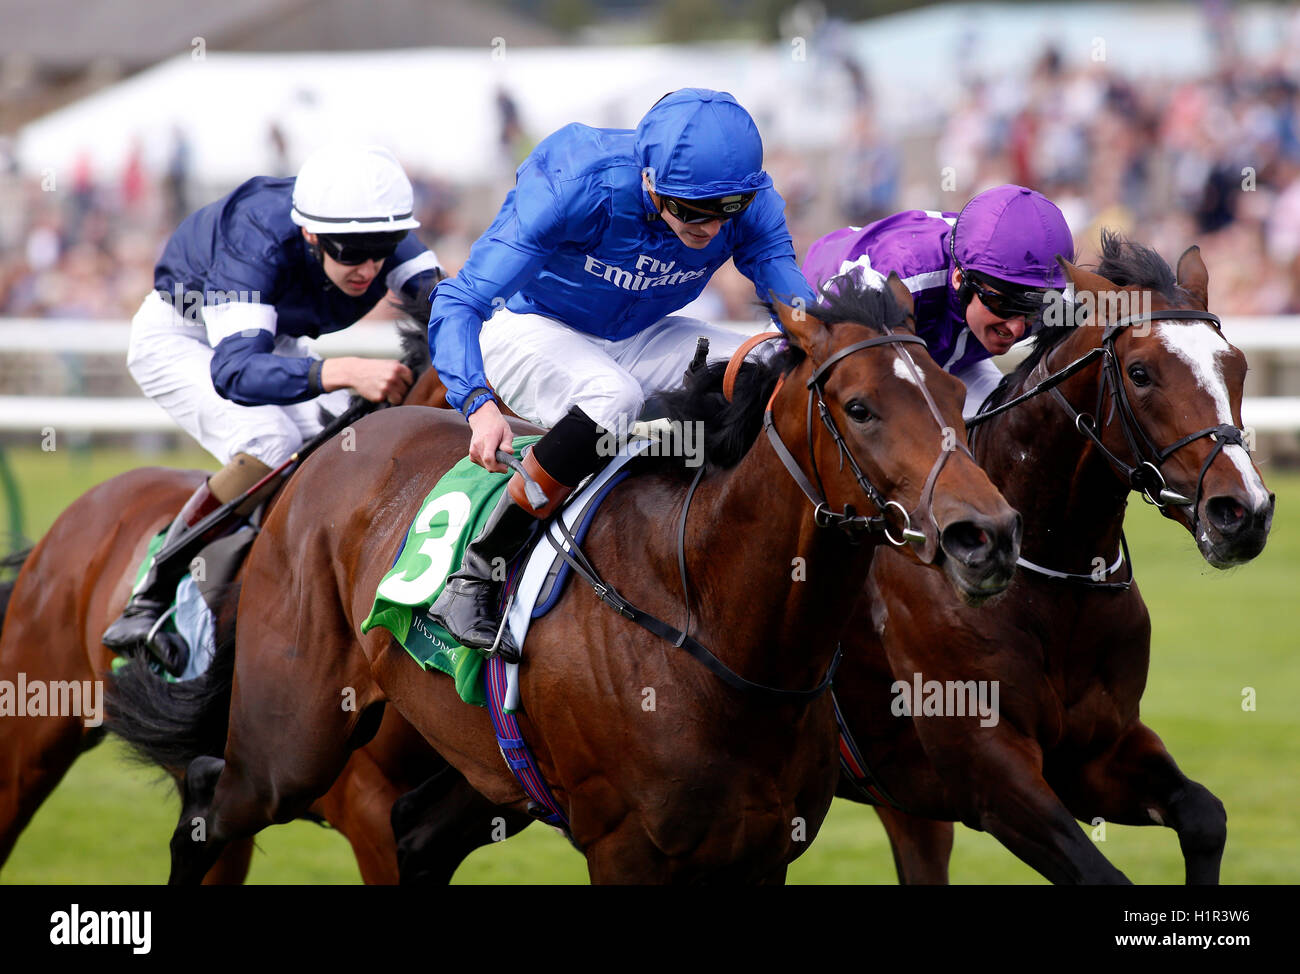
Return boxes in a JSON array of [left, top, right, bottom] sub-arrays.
[[802, 184, 1075, 420], [427, 88, 815, 658], [103, 144, 444, 675]]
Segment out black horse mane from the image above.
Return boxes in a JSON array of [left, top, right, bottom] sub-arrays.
[[389, 284, 437, 376], [658, 281, 907, 469], [105, 581, 240, 780], [999, 229, 1181, 399], [806, 277, 913, 337], [656, 345, 802, 470], [1094, 228, 1180, 300]]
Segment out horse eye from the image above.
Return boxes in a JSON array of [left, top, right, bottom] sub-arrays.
[[1128, 363, 1151, 387], [846, 400, 873, 423]]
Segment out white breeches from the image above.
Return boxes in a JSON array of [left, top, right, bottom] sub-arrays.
[[478, 308, 769, 430], [126, 291, 352, 466]]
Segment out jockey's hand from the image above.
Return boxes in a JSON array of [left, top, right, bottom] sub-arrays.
[[466, 400, 513, 473], [321, 357, 413, 405]]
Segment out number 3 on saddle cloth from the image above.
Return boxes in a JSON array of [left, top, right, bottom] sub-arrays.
[[362, 434, 655, 713], [364, 434, 656, 830]]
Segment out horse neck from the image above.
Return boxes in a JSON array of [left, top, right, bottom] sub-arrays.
[[686, 405, 875, 690], [981, 331, 1130, 572]]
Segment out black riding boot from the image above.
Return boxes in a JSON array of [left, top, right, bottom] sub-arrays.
[[430, 405, 609, 660], [102, 481, 221, 675], [428, 490, 539, 660]]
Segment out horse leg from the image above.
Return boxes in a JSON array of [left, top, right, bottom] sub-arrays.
[[925, 735, 1131, 884], [873, 805, 953, 884], [169, 755, 230, 884], [390, 765, 534, 884], [1055, 722, 1226, 884], [312, 745, 407, 885], [167, 630, 387, 887], [202, 838, 255, 885], [0, 715, 89, 866]]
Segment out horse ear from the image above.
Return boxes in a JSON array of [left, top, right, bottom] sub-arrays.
[[885, 272, 916, 329], [1057, 256, 1125, 325], [1176, 245, 1210, 310], [1057, 256, 1120, 296], [770, 294, 829, 357]]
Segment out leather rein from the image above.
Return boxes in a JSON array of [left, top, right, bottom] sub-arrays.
[[540, 327, 963, 705]]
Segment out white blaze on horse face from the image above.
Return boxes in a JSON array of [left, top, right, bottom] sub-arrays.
[[893, 357, 920, 387], [1154, 322, 1270, 509], [891, 345, 948, 433]]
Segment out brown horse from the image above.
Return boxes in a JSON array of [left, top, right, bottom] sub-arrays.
[[125, 279, 1022, 884], [0, 313, 455, 883], [833, 235, 1274, 884], [368, 236, 1276, 886]]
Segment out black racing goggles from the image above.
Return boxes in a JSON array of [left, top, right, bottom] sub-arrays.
[[660, 192, 756, 224], [967, 272, 1048, 321], [317, 231, 406, 266]]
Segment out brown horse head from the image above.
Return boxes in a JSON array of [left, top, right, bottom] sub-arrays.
[[1057, 233, 1273, 567], [768, 275, 1021, 601]]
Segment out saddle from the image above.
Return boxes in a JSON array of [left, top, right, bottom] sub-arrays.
[[362, 436, 656, 708]]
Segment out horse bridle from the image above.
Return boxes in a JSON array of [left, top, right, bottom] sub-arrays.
[[1019, 308, 1242, 533], [758, 329, 972, 563], [532, 327, 971, 707]]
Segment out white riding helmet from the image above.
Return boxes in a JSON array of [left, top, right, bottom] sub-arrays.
[[290, 144, 420, 234]]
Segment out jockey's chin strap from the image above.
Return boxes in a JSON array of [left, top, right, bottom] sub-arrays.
[[740, 330, 968, 563]]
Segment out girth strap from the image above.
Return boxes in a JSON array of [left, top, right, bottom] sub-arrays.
[[484, 655, 570, 830], [833, 691, 904, 809]]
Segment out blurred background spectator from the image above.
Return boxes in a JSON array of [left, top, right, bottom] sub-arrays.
[[2, 3, 1298, 324]]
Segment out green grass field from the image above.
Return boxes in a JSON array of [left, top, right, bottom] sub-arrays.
[[1, 443, 1296, 884]]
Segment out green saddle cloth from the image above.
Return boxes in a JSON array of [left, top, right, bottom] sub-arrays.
[[112, 529, 184, 682], [360, 436, 542, 708]]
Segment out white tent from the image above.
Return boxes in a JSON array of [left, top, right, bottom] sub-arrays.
[[14, 44, 860, 185], [15, 2, 1298, 186]]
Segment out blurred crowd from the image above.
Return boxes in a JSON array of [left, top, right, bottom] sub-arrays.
[[2, 23, 1299, 325], [924, 41, 1300, 316]]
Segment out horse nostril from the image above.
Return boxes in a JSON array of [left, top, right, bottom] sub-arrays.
[[941, 520, 994, 565], [1206, 496, 1247, 534]]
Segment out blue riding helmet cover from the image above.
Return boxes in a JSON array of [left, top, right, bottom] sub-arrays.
[[635, 88, 774, 200]]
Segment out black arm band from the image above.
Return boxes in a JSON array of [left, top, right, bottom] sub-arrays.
[[460, 387, 496, 417], [307, 359, 326, 396]]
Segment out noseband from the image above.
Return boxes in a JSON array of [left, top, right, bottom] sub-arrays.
[[1018, 308, 1242, 531], [738, 329, 970, 563]]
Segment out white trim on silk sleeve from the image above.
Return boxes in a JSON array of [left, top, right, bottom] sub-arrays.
[[203, 301, 279, 346], [952, 355, 1006, 421], [386, 250, 441, 294]]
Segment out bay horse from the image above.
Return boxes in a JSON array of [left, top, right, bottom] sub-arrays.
[[0, 311, 455, 883], [834, 234, 1274, 884], [123, 279, 1023, 884], [371, 235, 1276, 886]]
